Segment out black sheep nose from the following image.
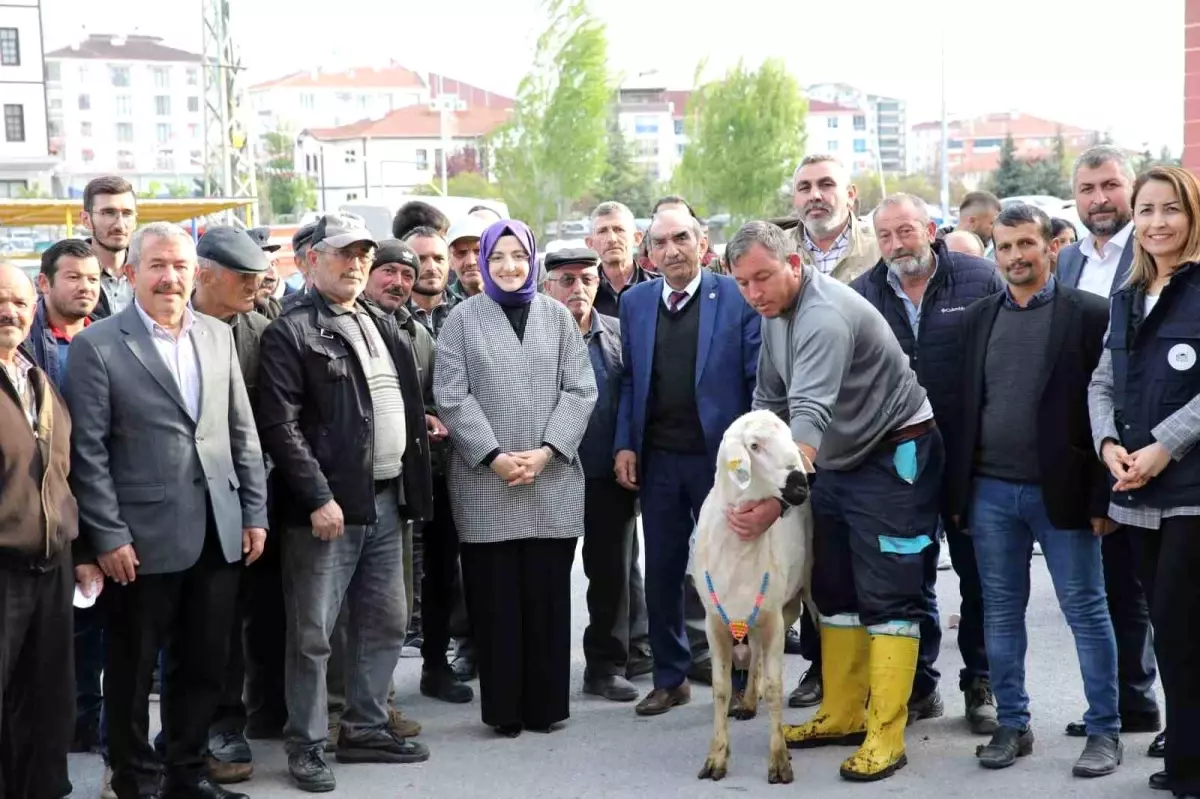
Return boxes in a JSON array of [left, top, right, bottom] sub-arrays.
[[780, 470, 809, 506]]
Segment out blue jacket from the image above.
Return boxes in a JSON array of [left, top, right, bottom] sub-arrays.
[[25, 298, 69, 388], [614, 270, 761, 466], [579, 312, 623, 479], [1056, 238, 1133, 295], [851, 240, 1003, 486]]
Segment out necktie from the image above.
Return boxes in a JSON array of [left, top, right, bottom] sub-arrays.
[[668, 290, 689, 312]]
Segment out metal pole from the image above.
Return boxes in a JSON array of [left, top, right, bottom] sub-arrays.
[[939, 25, 950, 220], [440, 106, 449, 196]]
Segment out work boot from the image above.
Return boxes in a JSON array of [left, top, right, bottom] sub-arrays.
[[976, 725, 1034, 769], [839, 631, 918, 782], [906, 688, 944, 725], [289, 745, 335, 793], [387, 707, 422, 738], [964, 677, 999, 735], [783, 622, 869, 749]]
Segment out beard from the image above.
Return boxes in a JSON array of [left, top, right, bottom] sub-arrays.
[[1082, 206, 1132, 237], [884, 247, 934, 279]]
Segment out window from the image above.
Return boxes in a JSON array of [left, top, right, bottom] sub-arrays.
[[3, 105, 24, 142], [947, 139, 964, 150], [186, 67, 198, 86], [109, 65, 130, 87], [301, 93, 315, 110], [47, 120, 60, 137], [634, 115, 658, 135], [358, 94, 370, 111], [155, 96, 171, 116], [346, 192, 359, 201], [974, 137, 1003, 150], [435, 149, 443, 170], [156, 123, 171, 143], [853, 115, 866, 131], [335, 92, 352, 103], [189, 150, 202, 164], [827, 117, 839, 129], [78, 64, 91, 82], [115, 123, 133, 142], [0, 28, 18, 66], [152, 66, 170, 90], [115, 95, 132, 117], [853, 139, 867, 153], [117, 150, 135, 169], [344, 148, 357, 165], [46, 62, 60, 81], [156, 150, 174, 170], [674, 119, 684, 136], [81, 148, 94, 163], [187, 96, 199, 113], [827, 140, 839, 151], [78, 94, 91, 111], [0, 180, 28, 199], [80, 121, 92, 137], [188, 123, 199, 139], [49, 98, 62, 111], [415, 149, 428, 170]]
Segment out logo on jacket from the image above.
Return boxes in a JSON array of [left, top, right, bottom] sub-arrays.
[[938, 306, 966, 314], [1168, 343, 1197, 371]]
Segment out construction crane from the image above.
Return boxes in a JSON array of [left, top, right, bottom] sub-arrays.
[[200, 0, 256, 224]]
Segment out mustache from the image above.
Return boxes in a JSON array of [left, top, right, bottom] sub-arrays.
[[1087, 203, 1118, 216], [803, 200, 833, 215], [154, 285, 185, 295], [385, 286, 408, 297], [0, 314, 21, 327]]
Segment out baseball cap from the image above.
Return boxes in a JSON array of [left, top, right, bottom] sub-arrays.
[[372, 238, 419, 272], [311, 212, 376, 250], [544, 247, 600, 272], [446, 216, 490, 247], [246, 226, 282, 253], [196, 227, 270, 274]]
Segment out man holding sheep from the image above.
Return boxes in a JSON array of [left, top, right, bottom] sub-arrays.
[[725, 220, 943, 783]]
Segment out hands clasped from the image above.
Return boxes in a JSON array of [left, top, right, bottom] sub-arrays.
[[492, 448, 552, 487]]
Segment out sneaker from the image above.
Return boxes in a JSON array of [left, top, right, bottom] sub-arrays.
[[964, 677, 999, 735], [335, 727, 430, 764], [401, 631, 423, 659], [209, 730, 253, 764], [907, 688, 945, 725], [289, 746, 336, 792], [1072, 733, 1122, 778]]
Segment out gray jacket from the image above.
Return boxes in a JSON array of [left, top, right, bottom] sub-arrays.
[[754, 265, 927, 471], [433, 293, 597, 544], [64, 304, 269, 574]]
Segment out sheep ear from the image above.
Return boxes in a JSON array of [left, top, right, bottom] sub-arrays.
[[724, 442, 752, 490]]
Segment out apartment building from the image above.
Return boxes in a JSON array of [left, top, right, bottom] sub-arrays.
[[0, 0, 55, 198]]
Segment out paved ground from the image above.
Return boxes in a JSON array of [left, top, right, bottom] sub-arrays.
[[67, 547, 1163, 799]]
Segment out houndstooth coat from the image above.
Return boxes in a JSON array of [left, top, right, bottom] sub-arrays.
[[433, 293, 597, 544]]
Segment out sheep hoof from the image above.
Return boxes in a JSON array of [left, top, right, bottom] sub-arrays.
[[698, 756, 728, 781], [768, 752, 794, 784]]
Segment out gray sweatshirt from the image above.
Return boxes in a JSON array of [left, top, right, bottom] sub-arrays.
[[753, 266, 927, 471]]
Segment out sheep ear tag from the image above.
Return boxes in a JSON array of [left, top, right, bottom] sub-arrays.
[[726, 458, 752, 490]]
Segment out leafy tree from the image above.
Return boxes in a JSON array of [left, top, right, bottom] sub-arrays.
[[168, 183, 193, 198], [447, 171, 503, 199], [257, 127, 315, 221], [673, 58, 805, 224], [15, 183, 51, 198], [989, 134, 1026, 198], [588, 122, 659, 217], [490, 0, 612, 232]]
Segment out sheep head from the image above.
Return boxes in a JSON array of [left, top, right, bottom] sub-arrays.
[[719, 410, 809, 504]]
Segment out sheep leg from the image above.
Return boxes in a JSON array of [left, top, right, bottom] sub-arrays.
[[761, 609, 795, 785], [698, 612, 733, 781]]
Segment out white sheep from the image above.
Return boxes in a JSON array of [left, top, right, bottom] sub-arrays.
[[691, 410, 813, 785]]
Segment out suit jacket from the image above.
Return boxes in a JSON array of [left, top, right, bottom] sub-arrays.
[[1056, 238, 1133, 295], [63, 304, 269, 574], [614, 269, 761, 465], [948, 284, 1111, 530], [433, 293, 597, 544]]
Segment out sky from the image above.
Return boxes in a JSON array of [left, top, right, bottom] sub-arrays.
[[42, 0, 1186, 153]]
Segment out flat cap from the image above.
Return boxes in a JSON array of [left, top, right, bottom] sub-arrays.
[[292, 222, 317, 252], [543, 247, 601, 271], [247, 226, 282, 253], [197, 227, 270, 274], [373, 238, 419, 272]]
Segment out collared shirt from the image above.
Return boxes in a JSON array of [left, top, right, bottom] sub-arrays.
[[134, 300, 201, 420], [594, 262, 655, 317], [1, 351, 37, 431], [885, 257, 939, 336], [660, 270, 703, 311], [407, 291, 458, 340], [1077, 222, 1133, 298], [48, 317, 90, 378], [1003, 275, 1056, 311], [801, 221, 852, 276], [101, 268, 133, 315]]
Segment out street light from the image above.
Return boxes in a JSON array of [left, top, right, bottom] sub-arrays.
[[429, 95, 466, 196]]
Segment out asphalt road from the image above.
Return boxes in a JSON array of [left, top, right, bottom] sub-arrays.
[[67, 547, 1163, 799]]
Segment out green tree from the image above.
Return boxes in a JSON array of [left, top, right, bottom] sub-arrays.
[[167, 183, 193, 198], [447, 171, 503, 199], [673, 58, 806, 224], [15, 183, 51, 198], [989, 134, 1026, 198], [257, 128, 315, 222], [589, 122, 659, 217], [490, 0, 612, 233], [852, 172, 939, 214]]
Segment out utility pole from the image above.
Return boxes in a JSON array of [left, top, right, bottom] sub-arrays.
[[939, 25, 950, 221], [429, 94, 465, 196], [201, 0, 257, 222]]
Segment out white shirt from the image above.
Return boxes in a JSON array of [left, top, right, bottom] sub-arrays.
[[660, 270, 704, 311], [134, 300, 201, 421], [1077, 222, 1133, 298]]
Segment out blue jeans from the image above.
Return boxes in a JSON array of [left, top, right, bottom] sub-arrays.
[[970, 477, 1119, 735]]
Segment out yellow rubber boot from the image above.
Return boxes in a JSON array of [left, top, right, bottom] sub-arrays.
[[839, 632, 919, 781], [782, 622, 869, 749]]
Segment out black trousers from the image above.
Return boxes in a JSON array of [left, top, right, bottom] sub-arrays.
[[460, 538, 575, 729], [582, 478, 648, 676], [944, 517, 990, 689], [1132, 517, 1200, 794], [0, 548, 74, 799], [1101, 526, 1159, 715], [106, 521, 241, 796], [420, 475, 468, 669]]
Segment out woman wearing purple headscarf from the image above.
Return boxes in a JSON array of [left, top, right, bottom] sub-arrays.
[[433, 219, 597, 736]]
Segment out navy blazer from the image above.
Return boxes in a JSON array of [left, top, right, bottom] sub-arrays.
[[1056, 237, 1133, 296], [614, 270, 761, 466]]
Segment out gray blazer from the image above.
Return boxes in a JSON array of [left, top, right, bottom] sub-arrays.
[[433, 293, 597, 544], [64, 304, 269, 574], [1056, 238, 1133, 295]]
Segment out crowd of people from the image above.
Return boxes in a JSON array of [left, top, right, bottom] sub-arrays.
[[0, 143, 1197, 799]]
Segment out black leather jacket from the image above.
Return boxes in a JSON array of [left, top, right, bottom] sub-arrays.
[[257, 290, 433, 526]]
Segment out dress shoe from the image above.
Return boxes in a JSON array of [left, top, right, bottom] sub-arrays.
[[160, 777, 249, 799], [1065, 709, 1160, 737], [336, 727, 430, 764], [421, 666, 474, 703], [976, 726, 1034, 769], [583, 673, 639, 702], [206, 757, 253, 785], [525, 722, 562, 733], [626, 655, 654, 679], [1072, 733, 1122, 778], [784, 626, 803, 655], [208, 731, 252, 764], [788, 666, 823, 708], [388, 707, 422, 738], [1150, 770, 1169, 791], [494, 724, 522, 738], [634, 684, 691, 716], [963, 677, 999, 735], [907, 688, 945, 725], [1148, 730, 1166, 757], [289, 746, 336, 793], [687, 660, 712, 686]]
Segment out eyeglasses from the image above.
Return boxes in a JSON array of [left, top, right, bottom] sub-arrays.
[[94, 208, 136, 221], [547, 273, 600, 288]]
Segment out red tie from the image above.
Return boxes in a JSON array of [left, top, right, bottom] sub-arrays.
[[668, 290, 688, 312]]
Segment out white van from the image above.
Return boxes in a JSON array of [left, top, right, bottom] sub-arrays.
[[340, 196, 510, 240]]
